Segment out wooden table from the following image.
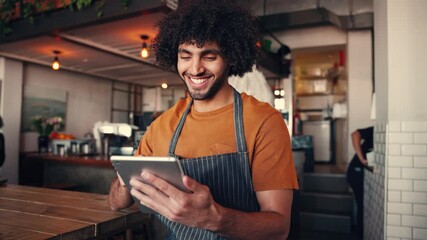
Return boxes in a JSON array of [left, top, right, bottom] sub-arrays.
[[0, 184, 150, 240]]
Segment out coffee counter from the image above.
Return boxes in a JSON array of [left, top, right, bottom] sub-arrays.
[[20, 153, 117, 194]]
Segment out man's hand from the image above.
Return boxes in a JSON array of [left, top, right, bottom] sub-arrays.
[[129, 171, 221, 230]]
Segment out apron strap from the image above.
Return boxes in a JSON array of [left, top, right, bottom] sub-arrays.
[[233, 89, 247, 153], [168, 98, 193, 156]]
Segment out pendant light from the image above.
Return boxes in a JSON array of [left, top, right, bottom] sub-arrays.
[[140, 35, 149, 58], [52, 50, 61, 70]]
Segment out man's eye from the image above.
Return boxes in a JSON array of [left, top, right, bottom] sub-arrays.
[[204, 56, 216, 61], [179, 56, 191, 60]]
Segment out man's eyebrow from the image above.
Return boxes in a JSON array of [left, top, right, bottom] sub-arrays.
[[177, 48, 221, 55]]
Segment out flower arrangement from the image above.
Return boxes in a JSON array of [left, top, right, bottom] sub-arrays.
[[31, 115, 63, 136]]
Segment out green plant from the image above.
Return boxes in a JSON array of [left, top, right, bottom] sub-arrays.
[[0, 0, 131, 35]]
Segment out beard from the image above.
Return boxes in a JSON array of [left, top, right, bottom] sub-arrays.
[[184, 73, 228, 101]]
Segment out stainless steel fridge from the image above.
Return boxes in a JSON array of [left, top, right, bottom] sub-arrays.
[[302, 120, 332, 163]]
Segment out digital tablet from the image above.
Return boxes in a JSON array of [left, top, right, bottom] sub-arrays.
[[110, 155, 189, 213]]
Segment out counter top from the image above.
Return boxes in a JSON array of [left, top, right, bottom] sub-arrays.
[[0, 184, 149, 239]]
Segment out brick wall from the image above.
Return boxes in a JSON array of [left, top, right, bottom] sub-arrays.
[[365, 121, 386, 240], [369, 121, 427, 240]]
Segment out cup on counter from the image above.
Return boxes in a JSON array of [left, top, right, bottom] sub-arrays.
[[80, 143, 90, 155], [70, 141, 80, 155], [57, 144, 66, 156]]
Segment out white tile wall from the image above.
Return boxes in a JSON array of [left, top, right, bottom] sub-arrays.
[[402, 169, 427, 180], [389, 191, 402, 202], [401, 145, 427, 156], [389, 156, 413, 167], [388, 179, 413, 191], [402, 215, 427, 228], [414, 204, 427, 216], [387, 225, 412, 238], [402, 192, 427, 204], [414, 180, 427, 192], [401, 121, 427, 132], [388, 202, 413, 214], [414, 157, 427, 168], [413, 228, 427, 239], [377, 120, 427, 240], [365, 123, 386, 240]]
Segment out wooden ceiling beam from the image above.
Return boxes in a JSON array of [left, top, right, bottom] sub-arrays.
[[0, 0, 171, 44]]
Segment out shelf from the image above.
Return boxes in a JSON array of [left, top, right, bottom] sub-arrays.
[[297, 93, 346, 97], [297, 75, 326, 80]]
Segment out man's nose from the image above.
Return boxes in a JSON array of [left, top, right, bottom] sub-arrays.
[[189, 58, 205, 75]]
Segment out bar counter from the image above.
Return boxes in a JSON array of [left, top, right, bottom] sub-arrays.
[[20, 153, 117, 194], [0, 184, 150, 240]]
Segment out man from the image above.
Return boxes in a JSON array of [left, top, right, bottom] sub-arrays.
[[108, 0, 298, 239], [346, 126, 374, 238]]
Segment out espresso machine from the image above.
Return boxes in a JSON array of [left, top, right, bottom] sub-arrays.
[[93, 122, 138, 156]]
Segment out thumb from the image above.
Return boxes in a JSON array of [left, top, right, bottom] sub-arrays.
[[182, 175, 201, 193]]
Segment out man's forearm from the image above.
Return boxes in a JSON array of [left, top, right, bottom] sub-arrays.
[[211, 205, 289, 240], [108, 177, 134, 211]]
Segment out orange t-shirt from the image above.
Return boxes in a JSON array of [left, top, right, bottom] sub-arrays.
[[135, 93, 298, 191]]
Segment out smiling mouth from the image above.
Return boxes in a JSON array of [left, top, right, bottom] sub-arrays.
[[186, 75, 212, 86]]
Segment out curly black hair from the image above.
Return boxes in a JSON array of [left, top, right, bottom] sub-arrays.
[[152, 0, 259, 77]]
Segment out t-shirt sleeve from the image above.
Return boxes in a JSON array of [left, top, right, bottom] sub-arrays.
[[134, 125, 154, 156], [251, 112, 299, 191]]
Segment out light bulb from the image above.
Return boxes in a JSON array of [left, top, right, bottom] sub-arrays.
[[140, 47, 149, 58], [161, 83, 168, 89], [140, 35, 150, 58], [52, 56, 60, 70]]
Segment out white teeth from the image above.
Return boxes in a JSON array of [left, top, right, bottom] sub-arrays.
[[190, 77, 208, 84]]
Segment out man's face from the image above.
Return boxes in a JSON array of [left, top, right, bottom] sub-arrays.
[[177, 41, 229, 100]]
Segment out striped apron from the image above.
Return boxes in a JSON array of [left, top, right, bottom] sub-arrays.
[[155, 89, 260, 240]]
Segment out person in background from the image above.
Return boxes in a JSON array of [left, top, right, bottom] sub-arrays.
[[0, 116, 6, 184], [346, 126, 374, 239], [108, 0, 298, 239]]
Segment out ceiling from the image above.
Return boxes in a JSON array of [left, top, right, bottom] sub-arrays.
[[0, 0, 281, 87]]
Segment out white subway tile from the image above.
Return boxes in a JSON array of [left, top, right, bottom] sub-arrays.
[[414, 157, 427, 168], [402, 168, 427, 180], [389, 156, 413, 167], [414, 204, 427, 216], [402, 144, 427, 156], [389, 133, 413, 144], [387, 214, 401, 225], [389, 144, 402, 155], [415, 180, 427, 192], [402, 192, 427, 204], [388, 202, 413, 214], [402, 121, 427, 132], [389, 121, 402, 132], [386, 238, 400, 240], [389, 179, 413, 191], [387, 225, 412, 238], [402, 215, 427, 228], [389, 167, 402, 179], [415, 133, 427, 144], [413, 228, 427, 240], [389, 191, 402, 202]]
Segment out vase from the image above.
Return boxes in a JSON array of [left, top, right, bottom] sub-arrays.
[[38, 135, 49, 153]]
